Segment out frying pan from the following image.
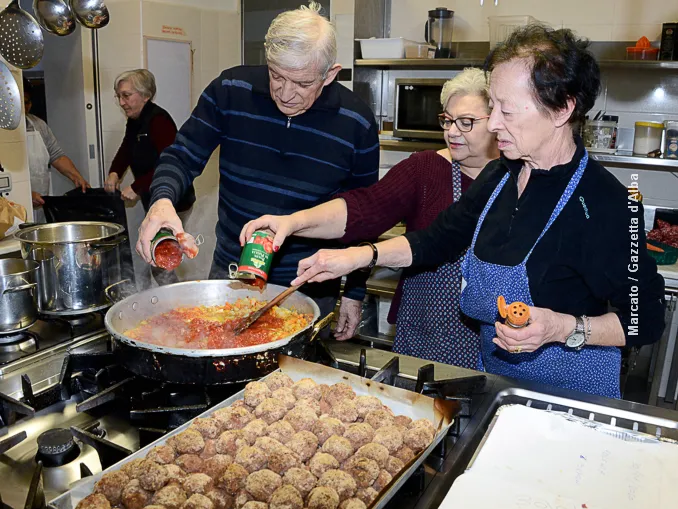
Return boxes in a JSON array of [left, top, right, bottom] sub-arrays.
[[104, 280, 333, 384]]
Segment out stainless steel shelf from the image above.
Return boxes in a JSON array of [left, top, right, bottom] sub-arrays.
[[590, 153, 678, 170], [356, 58, 678, 70]]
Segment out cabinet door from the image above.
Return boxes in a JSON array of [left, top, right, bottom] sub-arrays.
[[649, 291, 678, 407]]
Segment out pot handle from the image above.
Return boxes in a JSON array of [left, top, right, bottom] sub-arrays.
[[105, 279, 134, 304], [89, 235, 128, 252], [2, 282, 37, 295], [309, 312, 335, 342]]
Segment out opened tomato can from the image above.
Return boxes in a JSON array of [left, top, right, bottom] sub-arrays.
[[151, 228, 183, 271], [238, 230, 274, 288]]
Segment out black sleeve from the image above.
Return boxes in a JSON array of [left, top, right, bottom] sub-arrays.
[[404, 160, 503, 268]]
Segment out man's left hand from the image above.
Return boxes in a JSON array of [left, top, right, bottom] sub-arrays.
[[493, 306, 573, 354], [334, 296, 363, 341], [72, 176, 90, 193], [121, 186, 138, 202]]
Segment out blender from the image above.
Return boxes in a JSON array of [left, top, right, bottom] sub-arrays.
[[425, 7, 455, 58]]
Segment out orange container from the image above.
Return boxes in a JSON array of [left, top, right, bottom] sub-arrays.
[[497, 296, 530, 328], [627, 36, 659, 60]]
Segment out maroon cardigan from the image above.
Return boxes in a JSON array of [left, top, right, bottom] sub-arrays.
[[337, 150, 473, 323]]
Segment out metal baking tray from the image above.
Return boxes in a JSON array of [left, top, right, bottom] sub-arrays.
[[50, 355, 459, 509]]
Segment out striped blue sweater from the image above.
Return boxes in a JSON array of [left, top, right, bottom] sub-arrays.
[[150, 65, 379, 300]]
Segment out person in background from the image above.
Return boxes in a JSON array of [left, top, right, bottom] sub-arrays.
[[105, 69, 194, 286], [135, 2, 379, 338], [24, 80, 90, 222], [242, 68, 499, 367], [261, 25, 666, 398]]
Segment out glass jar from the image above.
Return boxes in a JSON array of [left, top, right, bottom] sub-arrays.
[[583, 120, 617, 151], [665, 121, 678, 159], [633, 121, 664, 156]]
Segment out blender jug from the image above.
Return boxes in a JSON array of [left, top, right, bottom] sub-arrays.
[[425, 7, 454, 58]]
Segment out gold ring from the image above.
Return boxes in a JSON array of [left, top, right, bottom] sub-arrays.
[[514, 346, 522, 354]]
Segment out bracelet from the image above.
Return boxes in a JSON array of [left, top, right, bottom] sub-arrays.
[[583, 315, 591, 347], [358, 242, 378, 272]]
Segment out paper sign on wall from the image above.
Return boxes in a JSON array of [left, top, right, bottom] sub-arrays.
[[161, 25, 185, 36]]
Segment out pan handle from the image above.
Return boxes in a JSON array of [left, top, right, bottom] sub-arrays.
[[2, 282, 37, 295], [105, 279, 134, 304], [309, 312, 335, 342]]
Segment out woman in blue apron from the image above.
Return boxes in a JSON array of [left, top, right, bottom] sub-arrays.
[[286, 25, 666, 398]]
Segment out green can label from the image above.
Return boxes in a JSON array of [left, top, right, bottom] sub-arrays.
[[238, 231, 274, 280]]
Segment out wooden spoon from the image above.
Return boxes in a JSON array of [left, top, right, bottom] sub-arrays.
[[233, 285, 301, 335]]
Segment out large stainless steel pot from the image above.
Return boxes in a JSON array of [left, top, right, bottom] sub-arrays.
[[0, 259, 39, 334], [14, 222, 126, 315]]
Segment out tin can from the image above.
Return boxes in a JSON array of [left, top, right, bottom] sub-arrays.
[[151, 228, 182, 270], [238, 230, 274, 287]]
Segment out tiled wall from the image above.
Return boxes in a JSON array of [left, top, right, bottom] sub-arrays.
[[391, 0, 678, 43]]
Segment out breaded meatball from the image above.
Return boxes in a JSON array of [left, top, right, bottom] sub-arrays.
[[201, 439, 218, 460], [393, 446, 415, 464], [182, 494, 213, 509], [284, 406, 318, 432], [339, 499, 366, 509], [271, 388, 296, 410], [291, 378, 321, 401], [138, 461, 169, 491], [152, 485, 188, 509], [324, 384, 356, 407], [231, 399, 251, 411], [385, 456, 404, 476], [148, 445, 177, 465], [183, 473, 214, 495], [268, 485, 303, 509], [308, 453, 340, 479], [244, 382, 272, 408], [191, 418, 221, 440], [175, 455, 205, 474], [214, 407, 254, 431], [317, 470, 356, 502], [267, 448, 300, 475], [354, 487, 378, 506], [142, 506, 166, 509], [171, 429, 206, 455], [372, 426, 403, 454], [266, 420, 295, 444], [306, 487, 339, 509], [393, 415, 412, 429], [319, 399, 332, 416], [234, 490, 253, 509], [372, 470, 392, 492], [241, 503, 267, 509], [312, 417, 346, 445], [165, 465, 187, 485], [264, 372, 294, 392], [254, 398, 288, 425], [403, 426, 434, 453], [329, 400, 357, 424], [205, 489, 234, 509], [363, 410, 394, 431], [354, 444, 389, 469], [122, 479, 152, 509], [76, 493, 111, 509], [353, 396, 382, 419], [282, 468, 317, 498], [242, 419, 268, 445], [216, 430, 247, 456], [245, 470, 282, 502], [218, 464, 249, 495], [121, 459, 147, 480], [341, 457, 379, 488], [286, 431, 318, 462], [321, 436, 354, 463], [94, 470, 130, 505], [410, 418, 435, 432], [342, 423, 374, 451], [319, 384, 330, 399], [253, 436, 286, 456], [235, 446, 268, 473], [294, 398, 321, 416], [203, 455, 233, 480]]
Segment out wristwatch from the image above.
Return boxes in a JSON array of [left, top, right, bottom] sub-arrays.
[[564, 316, 587, 350]]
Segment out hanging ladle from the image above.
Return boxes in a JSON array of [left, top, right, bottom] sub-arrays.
[[33, 0, 76, 36], [69, 0, 110, 29]]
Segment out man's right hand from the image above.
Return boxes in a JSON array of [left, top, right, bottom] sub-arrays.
[[136, 199, 184, 265], [240, 214, 298, 252], [104, 173, 120, 193], [32, 191, 44, 207]]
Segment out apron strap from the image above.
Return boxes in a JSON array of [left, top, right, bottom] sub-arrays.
[[469, 172, 510, 250], [451, 160, 462, 202]]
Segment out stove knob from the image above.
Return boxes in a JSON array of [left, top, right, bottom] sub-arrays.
[[37, 428, 76, 456]]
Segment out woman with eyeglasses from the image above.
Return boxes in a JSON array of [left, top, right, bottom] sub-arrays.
[[239, 68, 499, 367]]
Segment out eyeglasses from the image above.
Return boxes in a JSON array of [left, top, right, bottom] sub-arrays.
[[438, 113, 490, 132], [115, 91, 139, 102]]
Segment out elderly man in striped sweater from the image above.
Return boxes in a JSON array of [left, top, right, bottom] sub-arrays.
[[136, 2, 379, 339]]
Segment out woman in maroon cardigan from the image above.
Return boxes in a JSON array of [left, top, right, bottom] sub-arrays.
[[240, 68, 499, 367]]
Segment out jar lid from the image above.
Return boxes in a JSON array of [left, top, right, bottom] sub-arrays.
[[635, 121, 664, 129]]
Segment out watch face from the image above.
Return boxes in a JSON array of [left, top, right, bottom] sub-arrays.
[[566, 332, 586, 349]]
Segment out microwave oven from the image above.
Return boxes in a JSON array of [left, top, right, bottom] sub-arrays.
[[393, 78, 448, 140]]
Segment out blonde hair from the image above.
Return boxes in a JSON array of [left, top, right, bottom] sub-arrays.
[[440, 68, 490, 110], [265, 1, 336, 77], [114, 69, 156, 100]]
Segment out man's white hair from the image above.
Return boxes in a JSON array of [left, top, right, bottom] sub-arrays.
[[265, 1, 337, 77], [440, 68, 490, 110]]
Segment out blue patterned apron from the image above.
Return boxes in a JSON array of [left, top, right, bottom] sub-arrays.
[[459, 151, 621, 398], [395, 161, 480, 368]]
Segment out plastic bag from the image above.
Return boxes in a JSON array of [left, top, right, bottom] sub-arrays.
[[0, 197, 27, 239]]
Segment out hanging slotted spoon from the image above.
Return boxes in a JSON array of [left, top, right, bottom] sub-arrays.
[[70, 0, 109, 29], [33, 0, 76, 36], [0, 0, 44, 69], [0, 60, 21, 130]]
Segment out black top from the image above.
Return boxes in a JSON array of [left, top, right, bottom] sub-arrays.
[[405, 137, 665, 347]]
